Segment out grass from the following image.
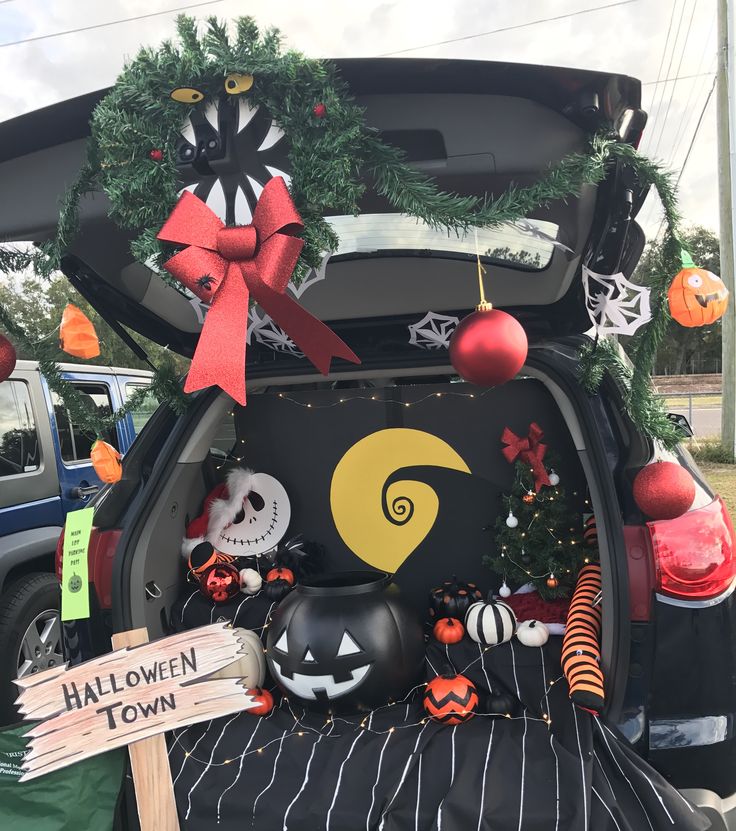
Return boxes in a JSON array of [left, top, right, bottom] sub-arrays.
[[664, 394, 722, 408], [699, 463, 736, 517], [688, 440, 735, 465]]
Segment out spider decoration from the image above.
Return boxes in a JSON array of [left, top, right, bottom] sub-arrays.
[[582, 266, 652, 337]]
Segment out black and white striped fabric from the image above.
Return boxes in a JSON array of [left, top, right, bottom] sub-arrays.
[[168, 637, 708, 831], [465, 600, 517, 645]]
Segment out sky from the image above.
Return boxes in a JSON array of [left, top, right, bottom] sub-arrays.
[[0, 0, 721, 241]]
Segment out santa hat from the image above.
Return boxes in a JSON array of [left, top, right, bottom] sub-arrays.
[[500, 583, 570, 635], [181, 468, 254, 558]]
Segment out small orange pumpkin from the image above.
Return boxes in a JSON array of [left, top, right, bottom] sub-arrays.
[[266, 566, 295, 586], [667, 267, 729, 327], [90, 439, 122, 483], [433, 617, 465, 644], [60, 304, 100, 359]]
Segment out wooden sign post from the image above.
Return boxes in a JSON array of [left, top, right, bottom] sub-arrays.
[[14, 623, 260, 829]]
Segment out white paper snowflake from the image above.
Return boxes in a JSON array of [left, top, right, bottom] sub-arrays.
[[248, 311, 304, 357], [582, 266, 652, 336], [408, 312, 459, 350]]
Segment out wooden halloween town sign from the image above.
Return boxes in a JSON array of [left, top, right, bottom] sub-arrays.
[[14, 623, 259, 830]]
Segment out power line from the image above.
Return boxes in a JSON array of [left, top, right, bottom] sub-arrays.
[[0, 0, 224, 49], [650, 0, 700, 159], [641, 70, 715, 86], [380, 0, 638, 57]]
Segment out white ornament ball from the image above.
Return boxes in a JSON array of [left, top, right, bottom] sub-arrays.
[[548, 471, 560, 486], [516, 619, 550, 647], [506, 511, 519, 529], [498, 582, 511, 598], [240, 567, 263, 595]]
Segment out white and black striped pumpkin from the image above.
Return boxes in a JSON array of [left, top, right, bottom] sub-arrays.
[[464, 600, 517, 645]]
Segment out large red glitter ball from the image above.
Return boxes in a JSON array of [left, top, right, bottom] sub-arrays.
[[633, 461, 696, 520], [0, 334, 17, 383], [449, 308, 528, 388], [200, 562, 241, 603]]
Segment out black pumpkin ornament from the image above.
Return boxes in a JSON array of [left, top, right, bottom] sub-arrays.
[[428, 576, 484, 621], [486, 691, 519, 716], [266, 571, 423, 713], [263, 577, 294, 602]]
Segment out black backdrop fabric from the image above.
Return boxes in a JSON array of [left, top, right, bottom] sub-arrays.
[[166, 634, 708, 831]]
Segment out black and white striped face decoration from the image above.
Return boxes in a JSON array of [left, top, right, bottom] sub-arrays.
[[464, 600, 517, 646]]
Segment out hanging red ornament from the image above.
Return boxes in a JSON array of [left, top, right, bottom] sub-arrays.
[[0, 334, 17, 382], [633, 461, 695, 520], [59, 303, 100, 359], [546, 574, 559, 589], [312, 102, 327, 118], [247, 686, 275, 716], [522, 490, 536, 504], [149, 148, 164, 162], [199, 561, 241, 603]]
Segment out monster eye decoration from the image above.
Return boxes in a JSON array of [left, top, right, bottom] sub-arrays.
[[224, 73, 254, 94], [170, 86, 206, 104]]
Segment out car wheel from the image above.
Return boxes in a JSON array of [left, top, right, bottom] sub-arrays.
[[0, 573, 62, 724]]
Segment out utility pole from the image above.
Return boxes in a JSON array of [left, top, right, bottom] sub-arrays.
[[718, 0, 736, 457]]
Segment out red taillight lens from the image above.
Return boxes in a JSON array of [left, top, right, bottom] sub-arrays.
[[54, 525, 121, 609], [648, 497, 736, 600], [55, 528, 64, 582]]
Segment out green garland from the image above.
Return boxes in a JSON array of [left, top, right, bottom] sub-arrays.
[[0, 15, 688, 446]]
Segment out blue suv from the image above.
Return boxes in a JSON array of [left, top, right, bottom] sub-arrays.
[[0, 359, 153, 721]]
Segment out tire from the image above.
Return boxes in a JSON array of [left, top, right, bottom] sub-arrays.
[[0, 572, 62, 724]]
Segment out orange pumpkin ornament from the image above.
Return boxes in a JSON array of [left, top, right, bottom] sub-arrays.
[[433, 617, 465, 644], [60, 304, 100, 359], [90, 439, 122, 483], [668, 267, 729, 327]]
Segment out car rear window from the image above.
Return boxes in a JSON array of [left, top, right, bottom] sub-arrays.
[[327, 214, 558, 270], [0, 380, 40, 478]]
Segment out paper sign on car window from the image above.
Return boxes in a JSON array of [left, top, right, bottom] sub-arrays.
[[60, 507, 93, 621]]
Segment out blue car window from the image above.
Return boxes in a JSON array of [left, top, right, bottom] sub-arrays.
[[0, 381, 40, 478], [51, 384, 118, 463]]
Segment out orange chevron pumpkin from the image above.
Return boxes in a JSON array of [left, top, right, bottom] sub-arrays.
[[59, 303, 100, 359], [667, 268, 729, 328], [423, 673, 478, 724]]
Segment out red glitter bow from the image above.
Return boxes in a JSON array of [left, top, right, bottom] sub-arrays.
[[501, 422, 551, 492], [157, 177, 359, 404]]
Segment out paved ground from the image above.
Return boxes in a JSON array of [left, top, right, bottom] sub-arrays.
[[670, 405, 721, 438]]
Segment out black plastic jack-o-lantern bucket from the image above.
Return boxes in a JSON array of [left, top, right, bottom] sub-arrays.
[[266, 570, 424, 714]]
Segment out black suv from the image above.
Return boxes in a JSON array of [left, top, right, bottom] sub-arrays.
[[1, 58, 734, 829]]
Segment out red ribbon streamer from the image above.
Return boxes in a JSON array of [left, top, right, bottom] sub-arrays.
[[501, 422, 551, 492], [157, 177, 360, 404]]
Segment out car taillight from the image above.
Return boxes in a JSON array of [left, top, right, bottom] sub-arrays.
[[54, 525, 122, 610], [648, 497, 736, 600]]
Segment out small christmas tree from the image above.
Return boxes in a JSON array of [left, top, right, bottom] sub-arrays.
[[484, 458, 595, 600]]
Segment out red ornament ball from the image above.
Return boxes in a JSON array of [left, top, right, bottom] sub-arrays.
[[546, 575, 559, 589], [199, 562, 241, 603], [423, 673, 479, 724], [633, 461, 695, 520], [449, 307, 528, 388], [312, 102, 327, 118], [266, 566, 295, 586], [247, 686, 274, 716], [522, 491, 536, 504], [149, 148, 164, 162], [433, 617, 465, 644], [0, 334, 16, 383]]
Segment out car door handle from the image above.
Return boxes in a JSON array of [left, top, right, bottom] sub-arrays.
[[70, 484, 100, 499]]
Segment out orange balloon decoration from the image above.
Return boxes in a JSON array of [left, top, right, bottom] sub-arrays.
[[667, 267, 729, 328], [90, 440, 122, 483], [59, 304, 100, 359]]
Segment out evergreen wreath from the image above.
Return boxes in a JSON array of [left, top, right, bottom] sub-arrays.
[[0, 15, 688, 445]]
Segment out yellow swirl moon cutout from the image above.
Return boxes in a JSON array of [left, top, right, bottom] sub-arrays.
[[330, 429, 471, 572]]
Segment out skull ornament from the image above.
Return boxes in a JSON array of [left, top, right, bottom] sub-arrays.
[[266, 571, 424, 713]]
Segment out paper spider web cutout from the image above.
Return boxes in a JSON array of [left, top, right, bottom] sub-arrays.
[[582, 266, 652, 336], [248, 309, 304, 357], [408, 312, 459, 350]]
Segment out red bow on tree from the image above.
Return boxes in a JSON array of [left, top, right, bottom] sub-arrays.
[[501, 422, 551, 492], [157, 177, 360, 404]]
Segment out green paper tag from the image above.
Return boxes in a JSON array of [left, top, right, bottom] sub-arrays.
[[61, 507, 93, 621], [680, 248, 696, 268]]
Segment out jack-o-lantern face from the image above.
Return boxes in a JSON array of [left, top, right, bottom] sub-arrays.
[[217, 473, 291, 557], [668, 268, 729, 327], [269, 627, 372, 703]]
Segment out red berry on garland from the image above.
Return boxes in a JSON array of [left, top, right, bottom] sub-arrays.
[[449, 302, 527, 388], [312, 102, 327, 118], [149, 148, 164, 162], [0, 334, 17, 383], [247, 686, 274, 716], [266, 567, 295, 586], [423, 673, 478, 724], [433, 617, 465, 644], [633, 461, 695, 520]]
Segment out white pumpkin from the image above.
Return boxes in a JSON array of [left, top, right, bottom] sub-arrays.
[[240, 567, 263, 595], [465, 600, 517, 645], [516, 619, 549, 647], [210, 627, 266, 687]]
